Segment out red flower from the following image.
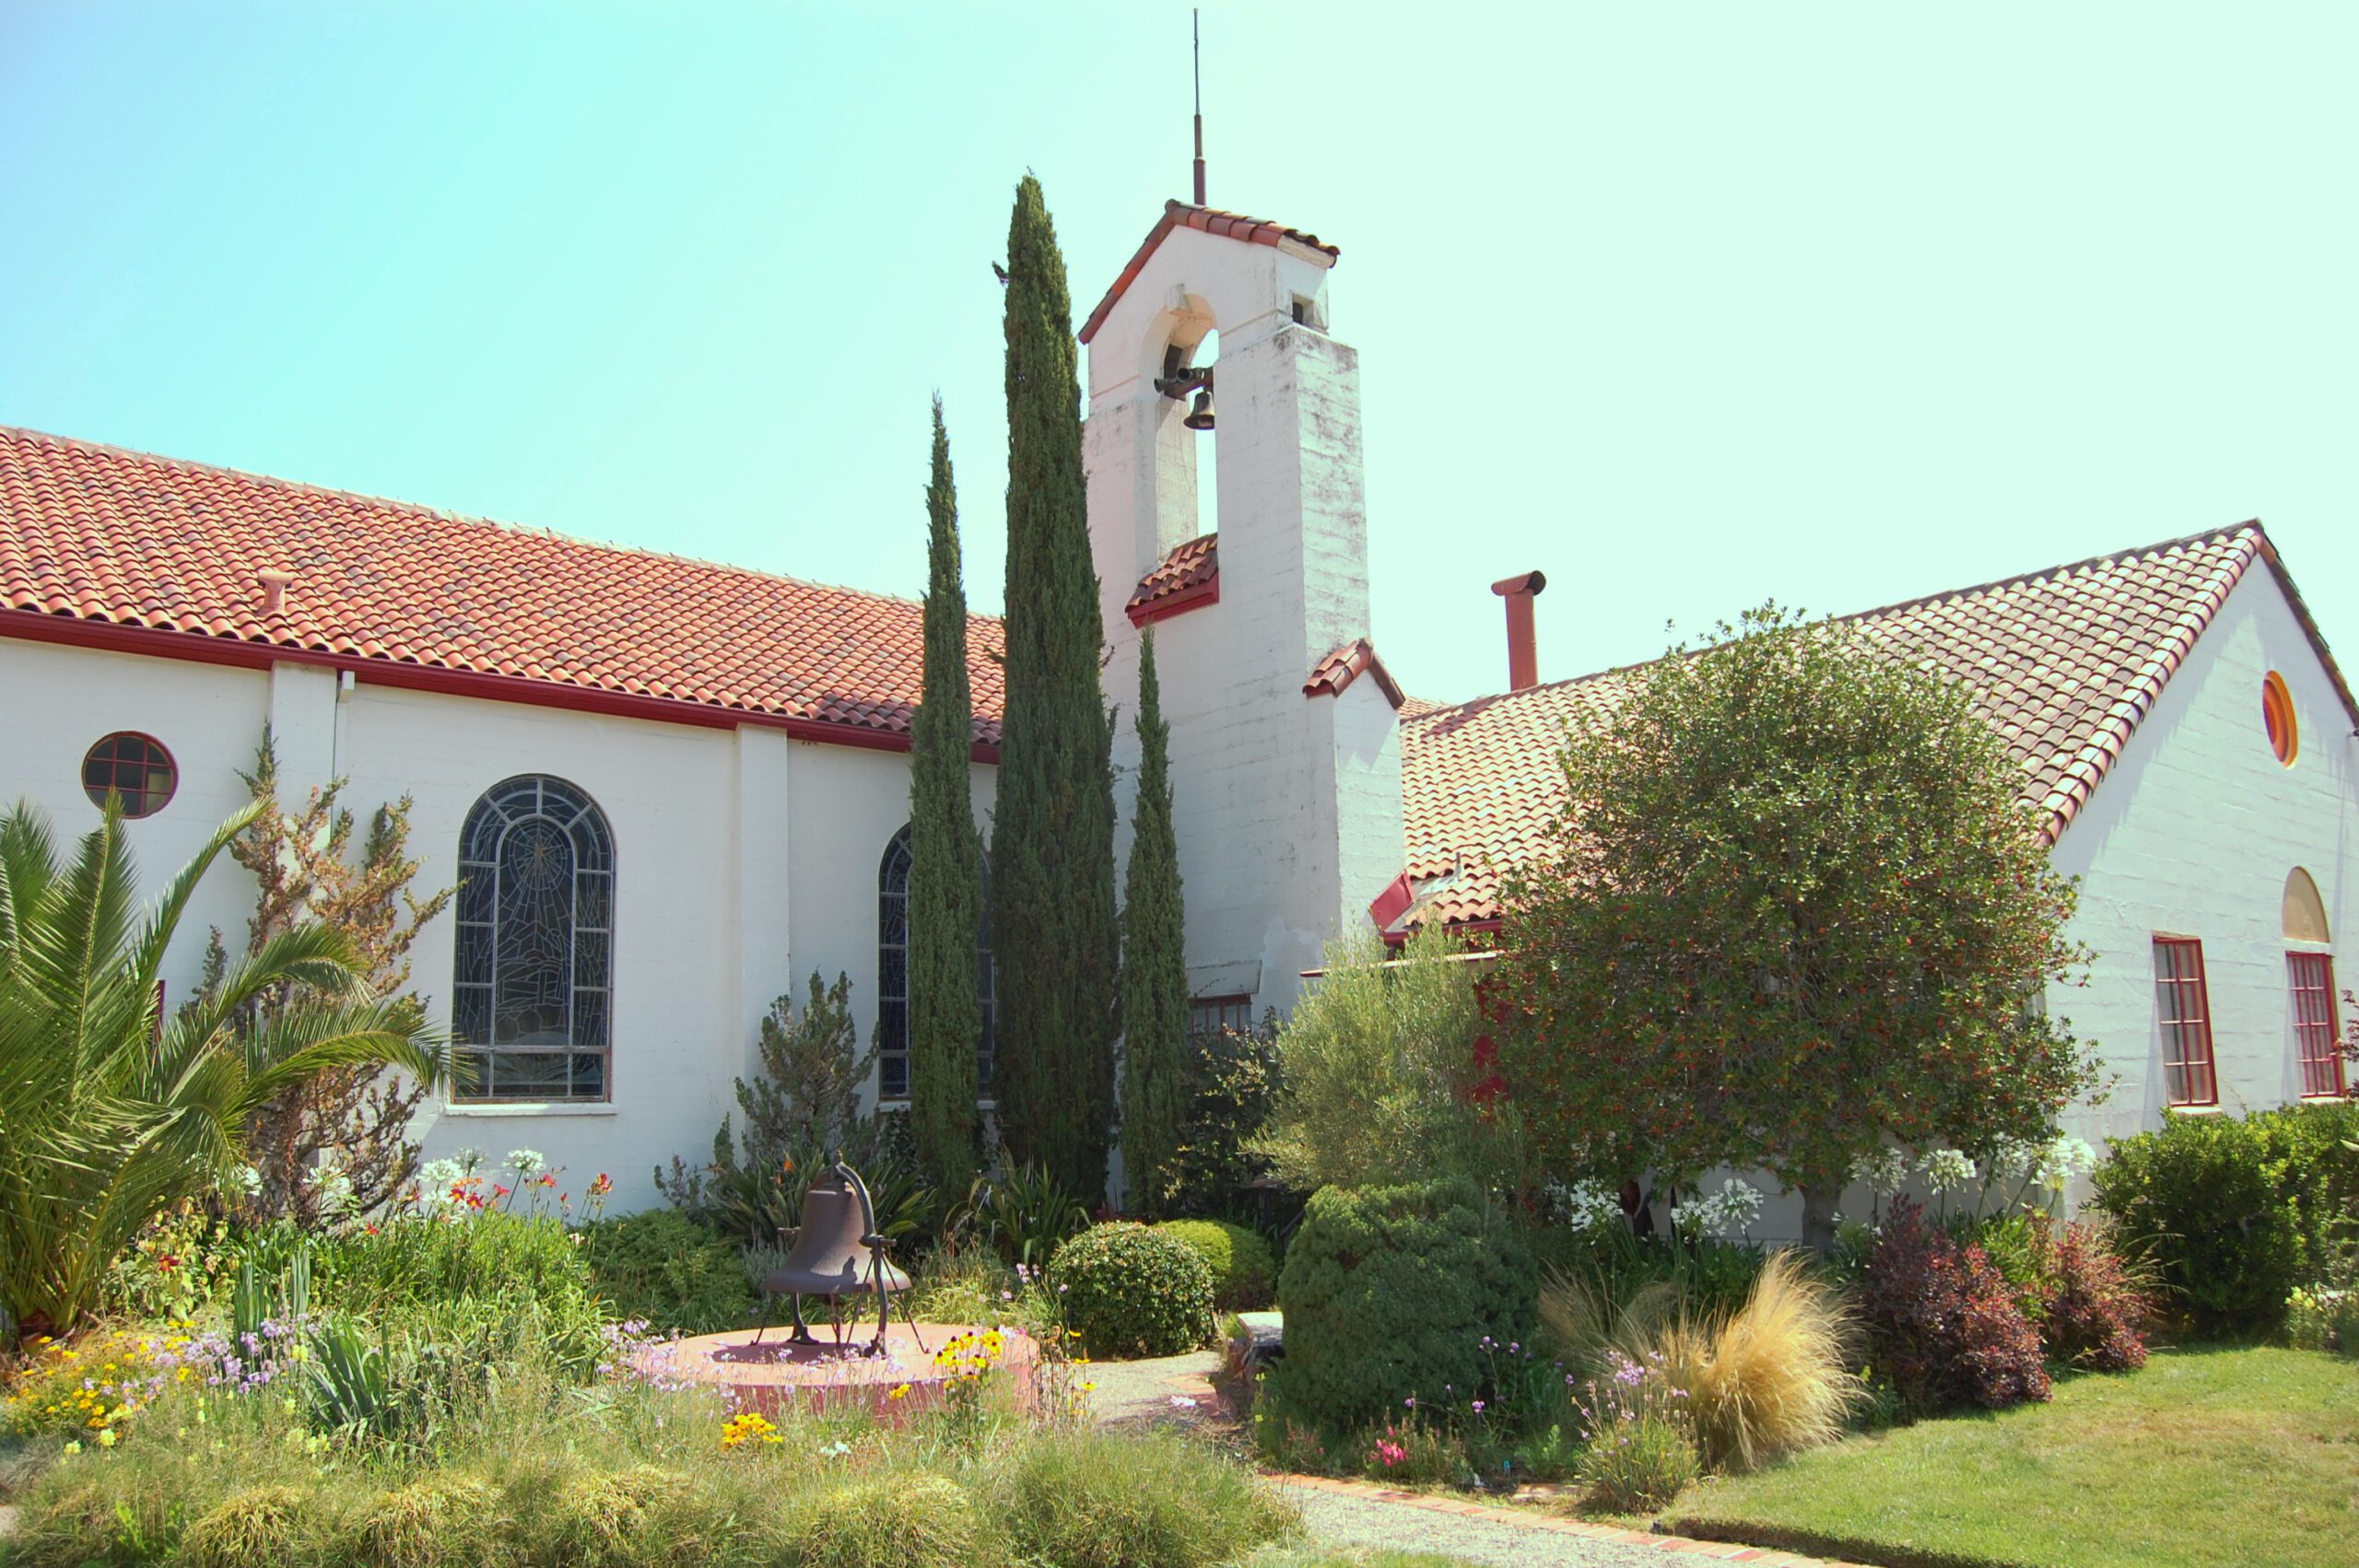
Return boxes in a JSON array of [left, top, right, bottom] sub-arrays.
[[157, 1255, 179, 1271], [493, 1185, 512, 1199]]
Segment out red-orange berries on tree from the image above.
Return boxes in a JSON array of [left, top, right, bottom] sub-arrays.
[[1491, 603, 2099, 1252]]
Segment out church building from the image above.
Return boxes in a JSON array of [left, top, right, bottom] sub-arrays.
[[2, 196, 2353, 1214]]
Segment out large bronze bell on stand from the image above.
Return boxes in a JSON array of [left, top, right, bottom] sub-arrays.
[[755, 1160, 914, 1355]]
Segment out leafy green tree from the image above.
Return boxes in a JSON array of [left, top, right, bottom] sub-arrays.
[[1492, 604, 2098, 1252], [1118, 631, 1189, 1216], [992, 173, 1119, 1201], [0, 801, 447, 1337], [1251, 928, 1508, 1193], [907, 396, 985, 1188]]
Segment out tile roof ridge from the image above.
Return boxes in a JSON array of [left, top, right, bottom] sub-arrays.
[[1817, 522, 2260, 629], [0, 423, 1004, 626], [1408, 523, 2267, 723]]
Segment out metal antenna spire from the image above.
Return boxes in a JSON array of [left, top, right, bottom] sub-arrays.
[[1191, 8, 1206, 205]]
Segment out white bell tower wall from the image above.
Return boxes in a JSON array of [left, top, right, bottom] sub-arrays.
[[1084, 217, 1403, 1017]]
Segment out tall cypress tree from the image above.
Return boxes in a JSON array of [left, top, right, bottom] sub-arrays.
[[992, 174, 1120, 1202], [907, 395, 983, 1188], [1119, 629, 1189, 1218]]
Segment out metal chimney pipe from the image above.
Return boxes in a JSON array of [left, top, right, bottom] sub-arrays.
[[1490, 571, 1547, 692]]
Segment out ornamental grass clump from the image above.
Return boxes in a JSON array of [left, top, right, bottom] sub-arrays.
[[792, 1474, 982, 1568], [180, 1484, 309, 1568], [1048, 1222, 1215, 1358], [1651, 1251, 1862, 1473], [990, 1427, 1303, 1568]]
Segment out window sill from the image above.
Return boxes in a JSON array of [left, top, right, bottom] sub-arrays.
[[2300, 1093, 2353, 1105], [872, 1099, 1000, 1113], [2165, 1103, 2224, 1117], [442, 1102, 618, 1118]]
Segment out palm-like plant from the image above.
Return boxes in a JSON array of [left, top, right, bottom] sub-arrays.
[[0, 800, 450, 1339]]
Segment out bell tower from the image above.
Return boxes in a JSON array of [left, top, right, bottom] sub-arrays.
[[1082, 202, 1405, 1018]]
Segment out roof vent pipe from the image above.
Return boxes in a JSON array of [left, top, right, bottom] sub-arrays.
[[257, 569, 295, 616], [1490, 571, 1546, 692]]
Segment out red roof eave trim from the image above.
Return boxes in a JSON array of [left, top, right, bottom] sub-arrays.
[[1127, 574, 1220, 626], [0, 610, 1003, 765], [1304, 638, 1406, 709]]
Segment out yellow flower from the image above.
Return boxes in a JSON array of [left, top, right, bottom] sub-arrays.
[[887, 1384, 910, 1400], [97, 1428, 118, 1448]]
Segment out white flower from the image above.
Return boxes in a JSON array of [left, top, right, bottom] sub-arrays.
[[1848, 1148, 1908, 1198], [1674, 1178, 1764, 1239], [1919, 1149, 1978, 1194], [2035, 1136, 2096, 1192], [1983, 1137, 2037, 1185], [505, 1149, 546, 1177], [1545, 1178, 1625, 1235]]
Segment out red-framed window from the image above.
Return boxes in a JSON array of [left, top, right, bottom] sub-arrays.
[[81, 731, 177, 818], [2289, 952, 2346, 1098], [1190, 995, 1254, 1035], [2153, 937, 2218, 1107]]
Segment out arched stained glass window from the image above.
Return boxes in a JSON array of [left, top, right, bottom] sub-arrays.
[[452, 776, 614, 1102], [876, 825, 995, 1100]]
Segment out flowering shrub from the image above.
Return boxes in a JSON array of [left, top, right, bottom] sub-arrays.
[[0, 1328, 162, 1439], [1047, 1223, 1215, 1359], [2040, 1220, 2152, 1372], [1570, 1352, 1698, 1510], [1273, 1178, 1534, 1432], [1672, 1178, 1764, 1241], [1356, 1412, 1465, 1484], [720, 1410, 784, 1448], [1860, 1199, 2049, 1412]]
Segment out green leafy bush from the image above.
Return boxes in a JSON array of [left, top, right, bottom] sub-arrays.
[[1157, 1219, 1277, 1310], [2287, 1286, 2357, 1354], [1048, 1223, 1215, 1358], [580, 1211, 757, 1334], [1272, 1177, 1536, 1432], [1167, 1013, 1285, 1219], [2090, 1112, 2301, 1333], [311, 1212, 604, 1375]]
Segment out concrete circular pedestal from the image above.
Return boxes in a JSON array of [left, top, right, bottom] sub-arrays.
[[640, 1321, 1040, 1421]]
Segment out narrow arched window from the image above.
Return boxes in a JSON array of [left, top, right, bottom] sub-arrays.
[[877, 825, 995, 1101], [452, 776, 614, 1102]]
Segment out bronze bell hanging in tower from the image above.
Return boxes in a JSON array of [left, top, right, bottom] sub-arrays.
[[1184, 384, 1216, 431]]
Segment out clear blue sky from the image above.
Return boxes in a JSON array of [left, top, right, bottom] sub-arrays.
[[4, 3, 2352, 705]]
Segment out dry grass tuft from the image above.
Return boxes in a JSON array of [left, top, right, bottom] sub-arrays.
[[181, 1484, 310, 1568], [1655, 1251, 1862, 1473], [350, 1475, 505, 1568], [1537, 1266, 1681, 1379]]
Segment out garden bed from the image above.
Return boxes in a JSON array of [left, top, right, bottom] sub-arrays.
[[1661, 1346, 2359, 1568]]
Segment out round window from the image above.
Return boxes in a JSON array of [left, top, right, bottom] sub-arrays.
[[2261, 672, 2298, 767], [81, 732, 178, 818]]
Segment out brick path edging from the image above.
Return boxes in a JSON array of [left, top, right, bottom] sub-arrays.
[[1269, 1473, 1872, 1567]]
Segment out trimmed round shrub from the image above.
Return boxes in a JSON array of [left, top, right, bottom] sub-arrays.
[[182, 1485, 310, 1568], [579, 1210, 757, 1334], [1271, 1177, 1536, 1432], [1156, 1219, 1277, 1310], [1048, 1222, 1215, 1359]]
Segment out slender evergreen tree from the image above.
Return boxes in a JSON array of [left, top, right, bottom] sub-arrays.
[[1118, 630, 1189, 1218], [992, 174, 1120, 1201], [907, 395, 984, 1188]]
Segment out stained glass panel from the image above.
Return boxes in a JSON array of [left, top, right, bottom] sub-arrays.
[[452, 777, 614, 1103]]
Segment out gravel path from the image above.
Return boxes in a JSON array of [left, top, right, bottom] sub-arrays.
[[1080, 1348, 1227, 1431], [1273, 1484, 1696, 1568]]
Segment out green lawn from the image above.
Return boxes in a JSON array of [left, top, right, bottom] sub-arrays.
[[1664, 1346, 2359, 1568]]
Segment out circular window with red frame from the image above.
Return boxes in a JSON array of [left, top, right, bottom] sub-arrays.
[[81, 731, 178, 818], [2261, 672, 2298, 766]]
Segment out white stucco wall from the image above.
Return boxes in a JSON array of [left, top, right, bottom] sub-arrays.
[[2046, 562, 2358, 1144], [0, 634, 994, 1211], [1086, 218, 1403, 1019]]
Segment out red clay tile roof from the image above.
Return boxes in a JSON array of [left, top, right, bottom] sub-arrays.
[[0, 426, 1004, 750], [1400, 526, 2358, 932], [1125, 532, 1220, 625], [1304, 638, 1405, 709], [1079, 201, 1340, 346]]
